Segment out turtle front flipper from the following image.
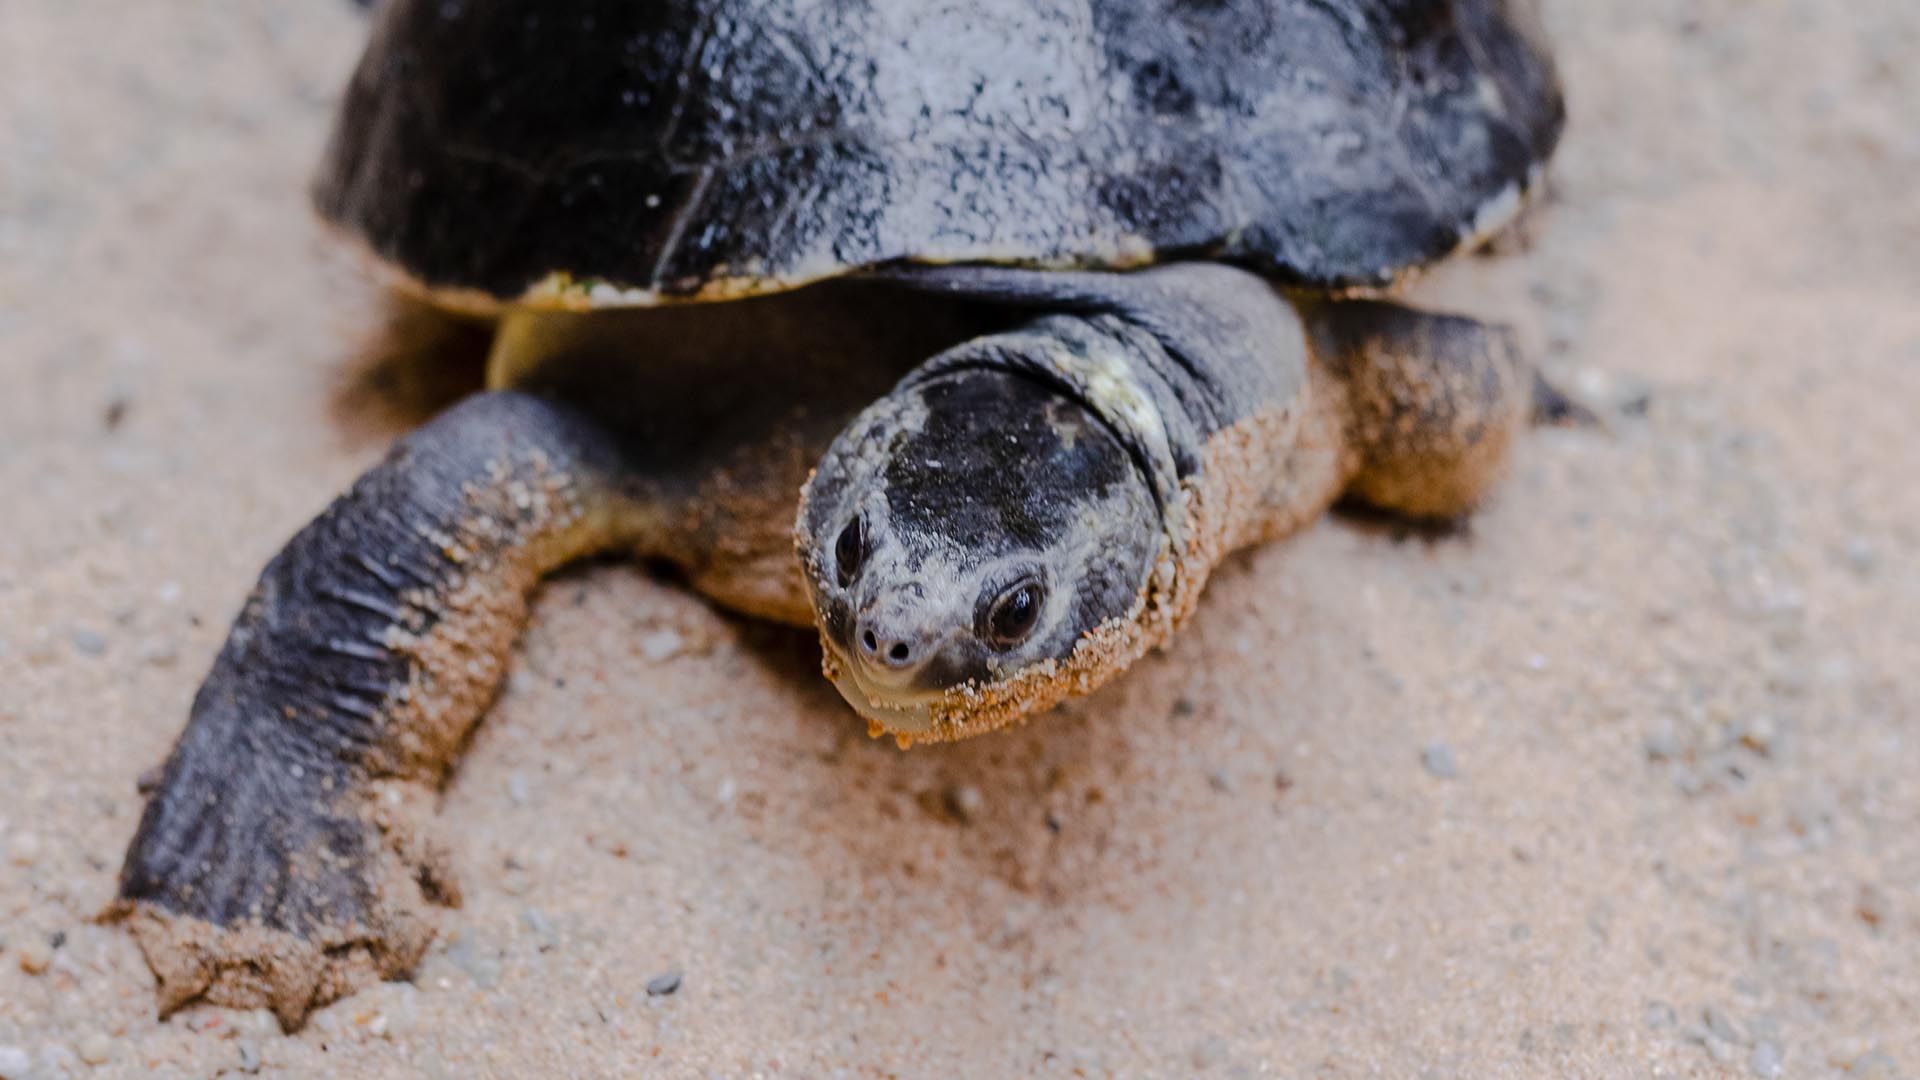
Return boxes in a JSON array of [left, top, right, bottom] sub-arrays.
[[117, 390, 641, 1028], [1302, 300, 1549, 520]]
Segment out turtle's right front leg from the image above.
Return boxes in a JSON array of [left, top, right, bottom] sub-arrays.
[[117, 390, 641, 1028]]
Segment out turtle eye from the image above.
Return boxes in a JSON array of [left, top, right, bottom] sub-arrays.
[[833, 516, 865, 588], [981, 578, 1046, 650]]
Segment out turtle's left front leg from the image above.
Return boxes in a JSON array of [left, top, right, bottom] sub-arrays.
[[1301, 298, 1574, 521], [117, 390, 644, 1028]]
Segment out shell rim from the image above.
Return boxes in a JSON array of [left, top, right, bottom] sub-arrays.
[[325, 161, 1547, 316]]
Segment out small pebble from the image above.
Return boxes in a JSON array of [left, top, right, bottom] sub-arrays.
[[76, 1032, 112, 1066], [237, 1039, 262, 1074], [1587, 902, 1614, 943], [1421, 742, 1459, 780], [1703, 1006, 1746, 1046], [499, 871, 532, 897], [8, 832, 41, 867], [16, 938, 52, 975], [1645, 1000, 1676, 1029], [368, 987, 418, 1038], [1842, 536, 1877, 575], [1190, 1037, 1229, 1070], [1670, 764, 1709, 797], [137, 639, 179, 667], [0, 1045, 31, 1080], [1849, 1050, 1900, 1079], [444, 934, 502, 988], [1749, 1041, 1783, 1078], [646, 971, 682, 996], [524, 907, 558, 951], [1856, 883, 1889, 929], [103, 392, 130, 431], [1737, 715, 1778, 757], [943, 784, 984, 824], [506, 772, 531, 806], [1206, 768, 1234, 793], [639, 629, 684, 663], [70, 626, 107, 657], [1643, 728, 1679, 761]]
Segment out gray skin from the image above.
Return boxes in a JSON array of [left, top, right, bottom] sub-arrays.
[[116, 0, 1570, 1029]]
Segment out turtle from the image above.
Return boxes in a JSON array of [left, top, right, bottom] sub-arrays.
[[117, 0, 1570, 1028]]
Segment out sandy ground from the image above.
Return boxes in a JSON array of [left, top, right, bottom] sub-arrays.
[[3, 1, 1918, 1077]]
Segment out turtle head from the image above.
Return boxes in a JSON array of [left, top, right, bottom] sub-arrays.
[[798, 349, 1169, 743]]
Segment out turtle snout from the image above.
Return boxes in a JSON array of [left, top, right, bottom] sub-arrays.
[[857, 619, 921, 671], [850, 595, 947, 688]]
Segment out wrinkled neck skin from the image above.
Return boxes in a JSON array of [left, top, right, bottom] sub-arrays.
[[802, 265, 1339, 744]]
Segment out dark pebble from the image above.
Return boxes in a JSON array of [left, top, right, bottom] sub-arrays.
[[646, 971, 682, 996]]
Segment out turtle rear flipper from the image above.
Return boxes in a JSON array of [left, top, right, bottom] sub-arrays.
[[117, 391, 640, 1027]]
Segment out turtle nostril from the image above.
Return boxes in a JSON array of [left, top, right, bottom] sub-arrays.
[[854, 620, 920, 671]]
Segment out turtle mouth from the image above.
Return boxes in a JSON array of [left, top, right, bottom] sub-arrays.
[[822, 640, 940, 736]]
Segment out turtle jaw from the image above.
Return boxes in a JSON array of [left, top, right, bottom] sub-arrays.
[[819, 640, 941, 740]]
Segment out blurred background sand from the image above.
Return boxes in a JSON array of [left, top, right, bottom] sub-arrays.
[[1, 1, 1916, 1076]]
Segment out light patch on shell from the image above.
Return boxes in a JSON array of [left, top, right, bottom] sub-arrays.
[[518, 272, 671, 310], [1454, 161, 1546, 253], [1461, 181, 1523, 247]]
